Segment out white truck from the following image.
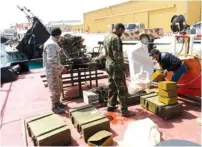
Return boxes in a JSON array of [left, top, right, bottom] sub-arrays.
[[121, 23, 164, 44]]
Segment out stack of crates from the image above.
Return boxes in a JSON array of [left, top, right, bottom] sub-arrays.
[[158, 81, 178, 105], [140, 81, 182, 120], [69, 104, 110, 142]]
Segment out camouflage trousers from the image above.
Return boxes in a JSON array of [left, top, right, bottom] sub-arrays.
[[46, 70, 63, 107], [106, 64, 128, 112]]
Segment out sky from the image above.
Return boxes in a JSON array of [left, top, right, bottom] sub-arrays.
[[0, 0, 129, 30]]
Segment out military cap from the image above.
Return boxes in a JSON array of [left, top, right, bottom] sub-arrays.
[[51, 27, 62, 36], [114, 23, 125, 30]]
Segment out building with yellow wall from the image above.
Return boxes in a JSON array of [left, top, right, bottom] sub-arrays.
[[201, 1, 202, 21], [82, 1, 201, 33]]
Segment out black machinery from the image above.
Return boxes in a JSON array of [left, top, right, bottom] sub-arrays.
[[170, 14, 193, 55], [16, 6, 91, 65], [16, 6, 50, 60], [58, 33, 91, 65], [1, 36, 9, 43], [170, 15, 190, 34]]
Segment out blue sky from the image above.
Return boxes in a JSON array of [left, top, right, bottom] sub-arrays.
[[0, 0, 129, 30]]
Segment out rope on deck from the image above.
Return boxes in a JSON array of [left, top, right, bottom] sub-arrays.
[[177, 72, 201, 87], [151, 72, 201, 88]]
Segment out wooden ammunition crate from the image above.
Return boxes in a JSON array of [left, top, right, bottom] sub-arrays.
[[158, 88, 177, 97], [145, 97, 182, 120], [158, 81, 177, 90], [70, 105, 110, 142], [140, 93, 158, 108], [26, 112, 71, 146], [158, 95, 178, 105]]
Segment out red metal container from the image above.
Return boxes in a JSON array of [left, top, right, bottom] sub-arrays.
[[166, 55, 201, 97]]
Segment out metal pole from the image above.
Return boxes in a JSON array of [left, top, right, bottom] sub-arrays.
[[24, 6, 34, 16], [189, 34, 194, 54], [185, 0, 188, 20], [171, 34, 177, 54]]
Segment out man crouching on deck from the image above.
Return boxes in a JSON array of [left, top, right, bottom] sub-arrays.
[[43, 28, 68, 114], [104, 23, 135, 117], [150, 49, 187, 82]]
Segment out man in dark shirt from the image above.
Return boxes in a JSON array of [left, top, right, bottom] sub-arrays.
[[150, 49, 187, 82]]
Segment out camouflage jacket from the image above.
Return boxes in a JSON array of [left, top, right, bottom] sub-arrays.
[[43, 36, 64, 73], [104, 33, 124, 67]]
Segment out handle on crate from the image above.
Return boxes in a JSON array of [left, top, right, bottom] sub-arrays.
[[145, 101, 149, 109]]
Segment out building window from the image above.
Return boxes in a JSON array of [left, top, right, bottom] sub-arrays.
[[140, 23, 145, 29], [127, 24, 136, 30]]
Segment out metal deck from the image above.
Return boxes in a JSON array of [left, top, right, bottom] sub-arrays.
[[0, 69, 201, 146]]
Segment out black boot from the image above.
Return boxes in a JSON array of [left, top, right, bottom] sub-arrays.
[[52, 104, 65, 114], [107, 105, 118, 112], [58, 102, 67, 109], [121, 110, 136, 117]]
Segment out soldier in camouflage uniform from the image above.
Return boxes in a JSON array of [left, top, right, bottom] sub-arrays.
[[43, 28, 68, 114], [104, 23, 135, 117]]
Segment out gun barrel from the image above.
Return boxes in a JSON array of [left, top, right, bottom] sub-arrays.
[[17, 5, 23, 11], [24, 6, 34, 16], [24, 6, 30, 12], [17, 5, 33, 21]]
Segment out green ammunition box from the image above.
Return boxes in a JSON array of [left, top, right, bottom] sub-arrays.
[[158, 81, 177, 90], [127, 95, 140, 106], [88, 130, 113, 146], [152, 70, 165, 82], [69, 104, 93, 119], [158, 88, 177, 97], [145, 97, 182, 120], [145, 88, 158, 94], [140, 93, 158, 108], [146, 96, 167, 114], [70, 105, 110, 142], [158, 103, 182, 120], [26, 112, 71, 146]]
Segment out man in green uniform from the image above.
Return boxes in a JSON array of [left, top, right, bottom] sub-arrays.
[[104, 23, 135, 117]]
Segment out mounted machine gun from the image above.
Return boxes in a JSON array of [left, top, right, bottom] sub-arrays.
[[16, 5, 92, 66], [16, 6, 50, 60], [58, 34, 91, 65]]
